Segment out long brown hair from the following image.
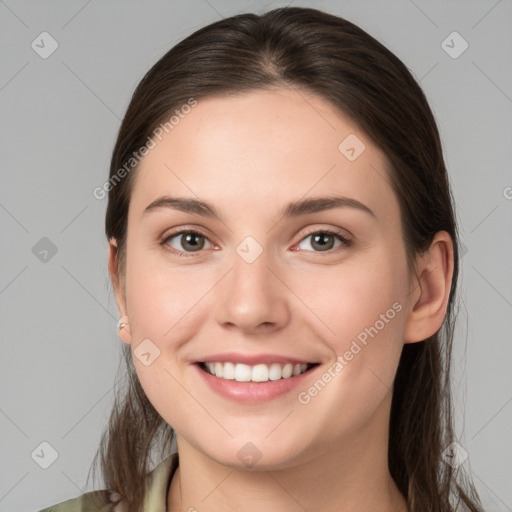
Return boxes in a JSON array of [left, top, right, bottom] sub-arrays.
[[89, 7, 484, 512]]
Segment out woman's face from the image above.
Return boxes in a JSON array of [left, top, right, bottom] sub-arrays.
[[114, 87, 419, 470]]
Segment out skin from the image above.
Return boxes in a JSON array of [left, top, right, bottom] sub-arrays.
[[109, 87, 454, 512]]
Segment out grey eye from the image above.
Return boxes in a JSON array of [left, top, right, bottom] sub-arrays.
[[297, 232, 344, 252], [166, 231, 212, 252]]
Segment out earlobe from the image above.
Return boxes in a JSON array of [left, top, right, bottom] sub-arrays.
[[403, 231, 454, 344], [117, 315, 132, 344]]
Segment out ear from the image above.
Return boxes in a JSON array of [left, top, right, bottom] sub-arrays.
[[403, 231, 455, 343], [108, 238, 132, 345]]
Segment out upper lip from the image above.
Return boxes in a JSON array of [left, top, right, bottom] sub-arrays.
[[192, 352, 319, 366]]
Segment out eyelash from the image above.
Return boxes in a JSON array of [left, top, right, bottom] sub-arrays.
[[160, 228, 352, 258]]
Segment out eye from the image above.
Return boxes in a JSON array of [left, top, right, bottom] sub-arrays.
[[296, 229, 351, 252], [161, 228, 351, 257], [162, 230, 215, 256]]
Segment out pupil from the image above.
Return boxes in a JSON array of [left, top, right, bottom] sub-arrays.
[[183, 233, 204, 251], [313, 233, 333, 251]]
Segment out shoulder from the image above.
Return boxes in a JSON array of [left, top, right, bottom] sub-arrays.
[[37, 489, 117, 512], [37, 452, 179, 512]]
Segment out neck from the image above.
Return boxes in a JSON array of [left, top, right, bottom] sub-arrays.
[[167, 393, 408, 512]]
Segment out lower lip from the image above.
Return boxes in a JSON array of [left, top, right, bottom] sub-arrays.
[[194, 363, 319, 404]]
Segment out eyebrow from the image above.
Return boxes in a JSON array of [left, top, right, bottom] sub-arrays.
[[142, 195, 376, 220]]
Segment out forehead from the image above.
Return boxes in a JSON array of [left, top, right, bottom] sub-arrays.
[[129, 88, 399, 226]]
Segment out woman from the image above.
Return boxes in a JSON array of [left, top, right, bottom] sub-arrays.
[[39, 6, 484, 512]]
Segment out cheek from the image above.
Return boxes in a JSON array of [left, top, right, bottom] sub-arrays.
[[302, 251, 405, 336], [125, 244, 212, 337], [123, 250, 209, 425], [290, 256, 407, 435], [298, 248, 408, 383]]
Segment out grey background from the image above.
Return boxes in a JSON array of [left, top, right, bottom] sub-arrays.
[[1, 0, 511, 511]]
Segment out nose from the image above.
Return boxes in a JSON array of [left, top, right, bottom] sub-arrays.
[[214, 245, 291, 334]]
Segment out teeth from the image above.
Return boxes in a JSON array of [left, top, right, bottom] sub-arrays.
[[203, 362, 311, 381], [252, 364, 269, 382], [235, 363, 252, 382], [282, 363, 293, 379], [223, 362, 235, 379], [268, 363, 282, 381]]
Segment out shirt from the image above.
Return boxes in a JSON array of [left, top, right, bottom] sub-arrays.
[[37, 452, 179, 512]]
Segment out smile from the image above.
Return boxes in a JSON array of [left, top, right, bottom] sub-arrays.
[[199, 362, 317, 382]]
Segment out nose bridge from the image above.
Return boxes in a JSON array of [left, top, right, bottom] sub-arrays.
[[232, 239, 270, 292], [215, 235, 289, 331]]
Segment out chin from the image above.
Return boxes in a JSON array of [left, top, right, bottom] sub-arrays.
[[202, 438, 308, 472]]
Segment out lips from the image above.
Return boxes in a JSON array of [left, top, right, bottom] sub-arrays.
[[192, 352, 320, 382], [194, 360, 321, 403]]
